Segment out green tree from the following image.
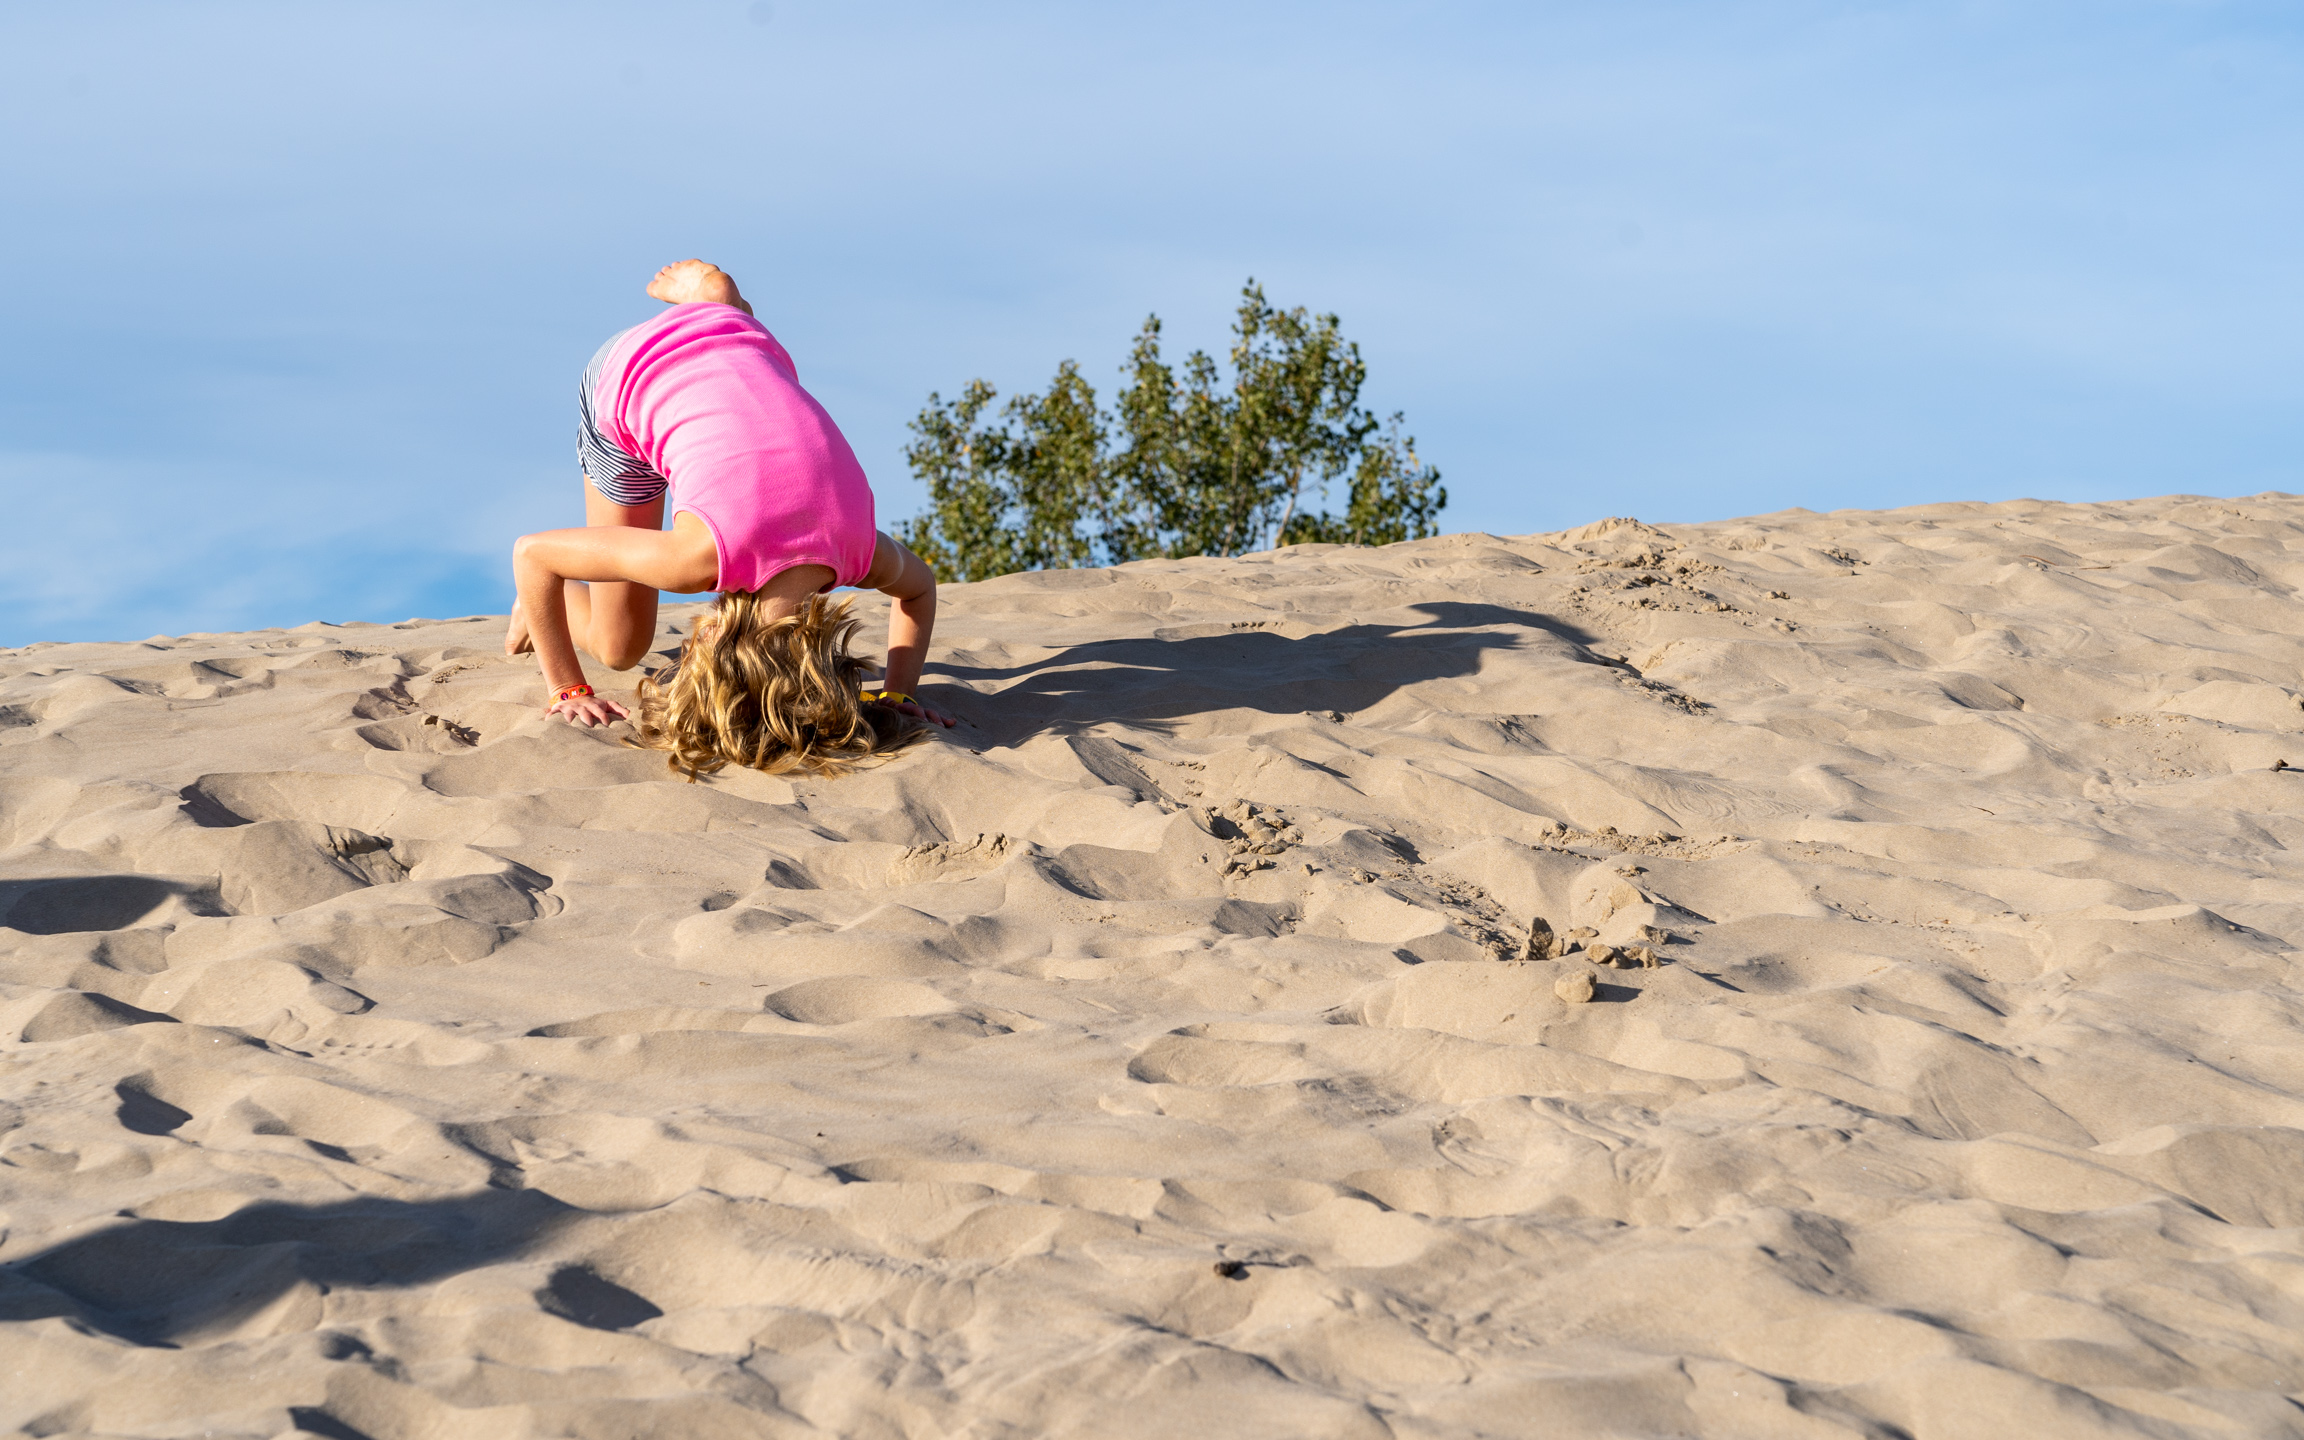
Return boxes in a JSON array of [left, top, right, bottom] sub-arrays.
[[1278, 415, 1445, 547], [898, 363, 1111, 583], [902, 281, 1443, 582], [897, 379, 1016, 583]]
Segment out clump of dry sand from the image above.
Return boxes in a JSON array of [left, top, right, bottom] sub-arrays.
[[4, 494, 2304, 1438]]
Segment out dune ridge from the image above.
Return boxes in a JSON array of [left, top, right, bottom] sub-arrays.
[[4, 494, 2304, 1438]]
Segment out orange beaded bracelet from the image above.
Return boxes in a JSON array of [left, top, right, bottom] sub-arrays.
[[553, 682, 595, 705]]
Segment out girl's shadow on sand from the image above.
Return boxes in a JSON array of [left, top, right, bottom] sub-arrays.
[[931, 601, 1612, 749]]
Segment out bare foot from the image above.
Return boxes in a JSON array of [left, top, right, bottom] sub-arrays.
[[505, 604, 534, 656], [647, 259, 753, 315]]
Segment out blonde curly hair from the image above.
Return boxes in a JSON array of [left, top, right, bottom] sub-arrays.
[[630, 591, 926, 780]]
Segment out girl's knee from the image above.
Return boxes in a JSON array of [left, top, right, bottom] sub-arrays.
[[581, 625, 652, 672], [599, 641, 651, 673]]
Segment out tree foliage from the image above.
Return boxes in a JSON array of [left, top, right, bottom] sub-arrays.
[[900, 282, 1444, 583]]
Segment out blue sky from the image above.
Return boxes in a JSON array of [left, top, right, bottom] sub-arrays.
[[4, 1, 2299, 645]]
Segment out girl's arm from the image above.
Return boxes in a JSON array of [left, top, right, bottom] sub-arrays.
[[512, 520, 718, 726], [864, 532, 957, 728]]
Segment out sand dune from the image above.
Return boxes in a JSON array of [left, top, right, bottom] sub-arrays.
[[4, 494, 2304, 1438]]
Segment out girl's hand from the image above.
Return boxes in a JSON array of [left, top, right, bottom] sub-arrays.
[[547, 692, 631, 728], [865, 691, 957, 729], [891, 697, 957, 729]]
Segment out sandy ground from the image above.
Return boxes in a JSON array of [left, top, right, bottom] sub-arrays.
[[4, 495, 2304, 1439]]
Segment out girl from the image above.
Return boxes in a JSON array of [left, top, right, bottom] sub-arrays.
[[507, 259, 954, 777]]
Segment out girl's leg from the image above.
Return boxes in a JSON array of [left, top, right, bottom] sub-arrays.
[[568, 480, 664, 671], [509, 259, 739, 669], [506, 479, 665, 670]]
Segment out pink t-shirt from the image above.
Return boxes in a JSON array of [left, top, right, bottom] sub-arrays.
[[592, 303, 876, 593]]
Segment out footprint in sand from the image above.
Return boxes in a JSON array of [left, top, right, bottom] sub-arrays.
[[886, 833, 1013, 885]]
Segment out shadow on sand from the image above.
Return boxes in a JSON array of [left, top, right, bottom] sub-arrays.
[[929, 601, 1611, 748], [0, 876, 223, 935], [0, 1188, 600, 1347]]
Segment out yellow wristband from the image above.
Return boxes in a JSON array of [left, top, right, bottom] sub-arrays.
[[861, 689, 913, 706]]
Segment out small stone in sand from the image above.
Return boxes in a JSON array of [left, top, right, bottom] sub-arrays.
[[1213, 1259, 1249, 1279], [1624, 944, 1659, 969], [1555, 969, 1596, 1003], [1525, 916, 1564, 960], [1586, 942, 1621, 967]]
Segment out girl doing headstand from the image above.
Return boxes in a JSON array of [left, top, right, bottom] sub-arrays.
[[507, 259, 953, 776]]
